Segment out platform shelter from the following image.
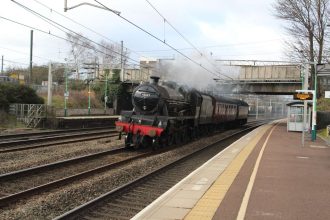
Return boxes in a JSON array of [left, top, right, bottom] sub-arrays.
[[287, 101, 312, 132]]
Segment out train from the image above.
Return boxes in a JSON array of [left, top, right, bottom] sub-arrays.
[[115, 76, 249, 149]]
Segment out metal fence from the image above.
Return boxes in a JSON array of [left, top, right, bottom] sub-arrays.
[[9, 104, 46, 128]]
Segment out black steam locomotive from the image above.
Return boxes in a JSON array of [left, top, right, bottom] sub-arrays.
[[115, 76, 249, 149]]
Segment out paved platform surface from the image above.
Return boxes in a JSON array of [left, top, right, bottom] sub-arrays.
[[132, 120, 330, 220]]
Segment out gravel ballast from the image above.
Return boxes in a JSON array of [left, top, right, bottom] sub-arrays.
[[0, 129, 242, 219], [0, 137, 123, 174]]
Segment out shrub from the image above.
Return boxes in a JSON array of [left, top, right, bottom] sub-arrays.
[[318, 98, 330, 111], [0, 83, 44, 112]]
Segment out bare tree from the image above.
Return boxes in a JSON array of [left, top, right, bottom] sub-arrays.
[[66, 33, 95, 80], [98, 40, 120, 72], [97, 40, 130, 80], [273, 0, 330, 91]]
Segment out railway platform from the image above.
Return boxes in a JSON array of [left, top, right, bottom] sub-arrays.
[[56, 115, 118, 128], [132, 120, 330, 220]]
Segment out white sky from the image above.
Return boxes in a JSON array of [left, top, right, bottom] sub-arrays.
[[0, 0, 287, 71]]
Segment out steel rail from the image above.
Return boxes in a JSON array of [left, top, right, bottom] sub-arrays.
[[0, 131, 118, 153], [0, 150, 154, 207], [0, 147, 126, 181], [54, 122, 268, 219], [0, 126, 114, 140], [0, 129, 116, 146]]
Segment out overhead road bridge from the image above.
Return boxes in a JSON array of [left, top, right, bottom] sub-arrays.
[[215, 60, 302, 95]]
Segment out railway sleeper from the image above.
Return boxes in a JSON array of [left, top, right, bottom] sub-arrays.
[[111, 199, 146, 207]]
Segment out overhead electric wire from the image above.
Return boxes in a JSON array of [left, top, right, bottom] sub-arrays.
[[94, 0, 233, 80], [0, 20, 148, 78], [0, 16, 141, 74], [145, 0, 204, 56], [142, 1, 287, 79], [31, 0, 150, 61], [9, 0, 162, 76], [136, 38, 284, 53], [0, 45, 60, 62], [0, 16, 69, 43], [144, 0, 233, 80], [3, 59, 29, 66]]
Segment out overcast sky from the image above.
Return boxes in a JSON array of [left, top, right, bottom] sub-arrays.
[[0, 0, 287, 71]]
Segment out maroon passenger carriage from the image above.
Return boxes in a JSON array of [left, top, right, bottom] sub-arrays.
[[115, 76, 248, 149]]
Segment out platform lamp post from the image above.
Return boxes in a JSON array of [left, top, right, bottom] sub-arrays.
[[296, 89, 316, 142], [312, 62, 317, 141], [64, 66, 69, 117], [87, 79, 92, 115], [299, 62, 317, 142], [104, 70, 108, 114]]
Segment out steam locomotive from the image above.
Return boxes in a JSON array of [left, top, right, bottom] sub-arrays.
[[115, 76, 249, 149]]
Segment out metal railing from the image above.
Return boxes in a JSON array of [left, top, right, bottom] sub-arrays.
[[9, 104, 46, 128]]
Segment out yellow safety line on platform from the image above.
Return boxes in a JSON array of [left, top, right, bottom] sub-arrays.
[[236, 123, 278, 220], [184, 124, 273, 220]]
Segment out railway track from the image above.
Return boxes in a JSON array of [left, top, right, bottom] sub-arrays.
[[0, 147, 154, 207], [0, 128, 117, 153], [0, 119, 273, 219], [54, 121, 267, 219], [0, 126, 114, 140]]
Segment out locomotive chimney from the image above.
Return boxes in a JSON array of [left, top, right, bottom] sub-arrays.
[[150, 75, 160, 85]]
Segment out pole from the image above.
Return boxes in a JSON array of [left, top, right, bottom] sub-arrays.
[[94, 57, 97, 79], [301, 65, 304, 90], [104, 70, 108, 113], [120, 40, 124, 82], [269, 98, 272, 118], [1, 55, 3, 74], [88, 81, 91, 115], [64, 0, 67, 12], [47, 62, 52, 106], [302, 65, 309, 146], [301, 64, 309, 147], [64, 67, 68, 117], [311, 63, 317, 141], [256, 97, 258, 120], [29, 30, 33, 85]]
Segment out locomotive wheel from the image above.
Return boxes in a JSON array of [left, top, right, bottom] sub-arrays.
[[173, 133, 178, 145], [124, 133, 132, 148], [184, 129, 190, 142], [133, 132, 142, 149], [168, 134, 175, 146], [175, 132, 181, 145], [125, 140, 131, 148], [133, 142, 142, 149], [182, 129, 188, 143], [188, 128, 194, 140], [152, 137, 160, 150], [192, 128, 198, 139], [162, 135, 170, 147], [159, 133, 166, 148], [142, 136, 152, 148]]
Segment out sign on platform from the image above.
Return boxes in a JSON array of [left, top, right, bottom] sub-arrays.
[[325, 91, 330, 99], [293, 92, 313, 100]]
